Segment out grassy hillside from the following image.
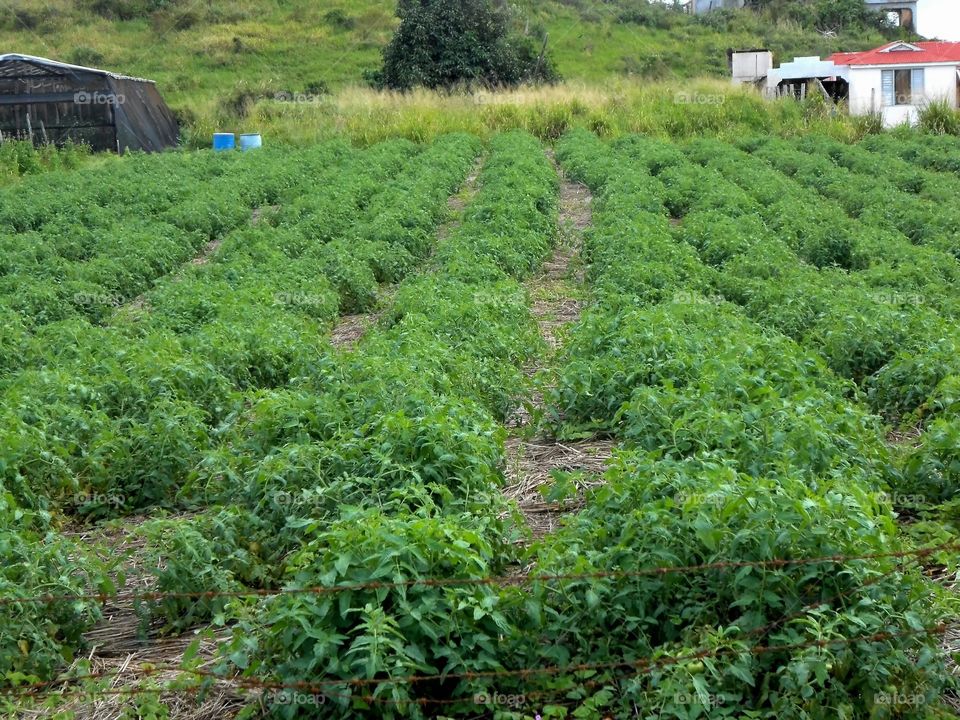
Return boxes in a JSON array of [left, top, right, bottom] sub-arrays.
[[0, 0, 905, 145], [2, 0, 899, 91]]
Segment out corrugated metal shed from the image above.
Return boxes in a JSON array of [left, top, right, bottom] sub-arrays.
[[0, 54, 179, 152]]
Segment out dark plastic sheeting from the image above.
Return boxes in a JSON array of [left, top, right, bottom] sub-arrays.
[[0, 54, 179, 152]]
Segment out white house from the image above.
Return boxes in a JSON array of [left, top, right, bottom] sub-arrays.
[[829, 41, 960, 127]]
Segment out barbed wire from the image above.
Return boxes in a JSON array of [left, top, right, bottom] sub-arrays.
[[745, 542, 931, 640], [3, 540, 956, 608], [3, 539, 955, 710], [3, 623, 951, 707], [530, 623, 955, 709]]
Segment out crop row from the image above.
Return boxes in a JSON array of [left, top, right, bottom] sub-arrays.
[[206, 132, 556, 715], [669, 136, 960, 502], [0, 141, 386, 377], [742, 135, 960, 259], [540, 129, 948, 717], [859, 131, 960, 175], [1, 135, 484, 526], [0, 143, 363, 331], [102, 132, 557, 716], [2, 132, 560, 716], [796, 133, 960, 205], [2, 135, 484, 689], [589, 131, 959, 504]]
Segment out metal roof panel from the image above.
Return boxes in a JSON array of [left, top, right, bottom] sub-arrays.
[[0, 53, 156, 83]]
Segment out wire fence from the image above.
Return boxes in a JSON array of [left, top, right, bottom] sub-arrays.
[[3, 540, 957, 607], [3, 539, 957, 709], [2, 624, 952, 706]]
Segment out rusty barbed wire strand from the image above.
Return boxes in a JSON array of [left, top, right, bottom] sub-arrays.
[[512, 548, 949, 707], [742, 545, 930, 640], [2, 540, 956, 608], [3, 623, 951, 707], [3, 541, 954, 709], [526, 622, 956, 708]]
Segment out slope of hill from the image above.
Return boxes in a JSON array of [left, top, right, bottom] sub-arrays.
[[0, 0, 907, 145], [2, 0, 901, 91]]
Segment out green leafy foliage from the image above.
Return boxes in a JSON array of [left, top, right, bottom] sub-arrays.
[[520, 454, 943, 719], [226, 510, 512, 717], [187, 132, 558, 714], [369, 0, 558, 90], [548, 128, 953, 717], [7, 127, 960, 719], [0, 136, 485, 523], [0, 494, 109, 686]]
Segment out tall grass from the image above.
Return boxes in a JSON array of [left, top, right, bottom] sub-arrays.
[[918, 99, 960, 136], [0, 0, 895, 135], [190, 79, 867, 148]]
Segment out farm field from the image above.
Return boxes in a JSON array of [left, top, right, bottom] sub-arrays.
[[2, 128, 960, 720]]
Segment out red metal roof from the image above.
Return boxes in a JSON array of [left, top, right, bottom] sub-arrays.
[[829, 42, 960, 66]]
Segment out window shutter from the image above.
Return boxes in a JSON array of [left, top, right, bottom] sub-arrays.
[[911, 68, 925, 102], [882, 69, 895, 106]]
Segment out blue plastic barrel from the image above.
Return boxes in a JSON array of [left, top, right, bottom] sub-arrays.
[[239, 133, 263, 152], [213, 133, 236, 151]]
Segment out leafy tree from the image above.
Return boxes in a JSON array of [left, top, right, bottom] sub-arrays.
[[368, 0, 558, 91]]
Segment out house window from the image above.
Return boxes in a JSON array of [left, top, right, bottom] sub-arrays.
[[882, 68, 925, 105]]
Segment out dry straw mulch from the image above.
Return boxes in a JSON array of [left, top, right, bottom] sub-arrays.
[[503, 161, 607, 541], [502, 437, 615, 539]]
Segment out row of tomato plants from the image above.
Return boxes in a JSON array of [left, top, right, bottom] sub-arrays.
[[795, 133, 960, 206], [0, 141, 362, 382], [0, 142, 360, 335], [107, 131, 559, 718], [2, 134, 481, 516], [0, 136, 484, 692], [859, 131, 960, 176], [665, 135, 960, 505], [538, 128, 950, 719], [741, 134, 960, 259]]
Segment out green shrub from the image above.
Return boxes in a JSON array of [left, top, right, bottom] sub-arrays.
[[222, 510, 514, 718], [370, 0, 559, 90], [900, 418, 960, 503], [869, 336, 960, 422]]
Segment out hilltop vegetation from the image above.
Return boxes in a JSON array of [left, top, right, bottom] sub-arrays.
[[0, 0, 909, 144]]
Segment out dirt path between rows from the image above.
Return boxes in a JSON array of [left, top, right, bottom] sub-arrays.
[[502, 154, 613, 541], [329, 157, 484, 349]]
